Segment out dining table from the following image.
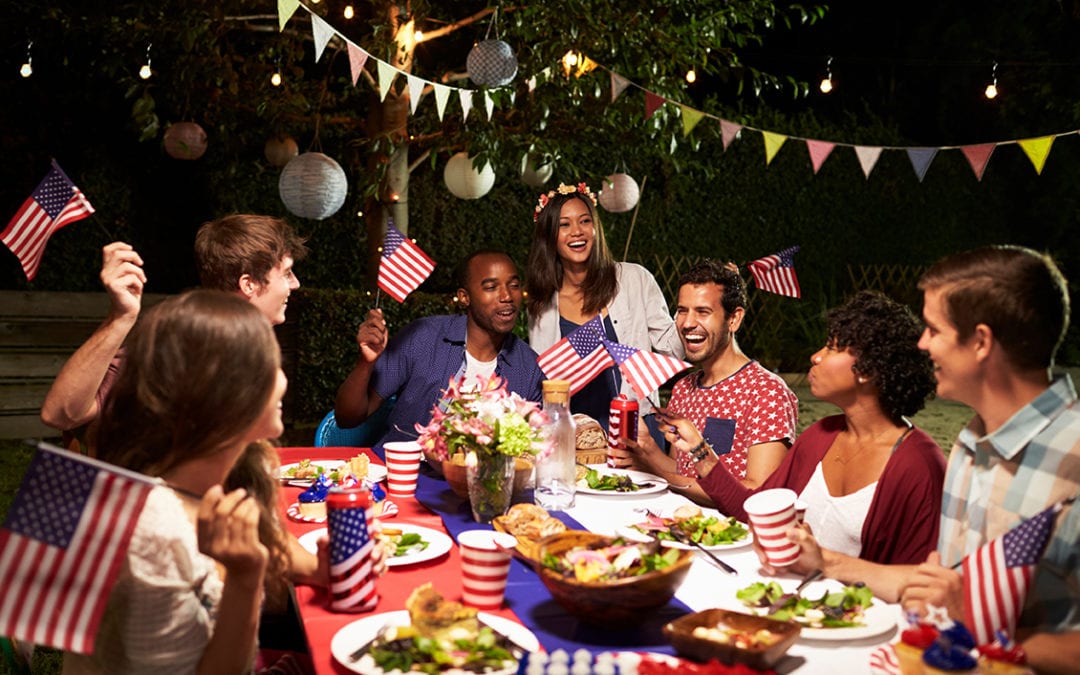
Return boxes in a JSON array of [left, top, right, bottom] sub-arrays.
[[276, 446, 903, 675]]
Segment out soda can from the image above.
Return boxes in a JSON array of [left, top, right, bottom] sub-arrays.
[[607, 396, 639, 467], [326, 485, 380, 612]]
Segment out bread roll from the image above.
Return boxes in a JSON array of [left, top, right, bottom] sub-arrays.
[[573, 414, 607, 450]]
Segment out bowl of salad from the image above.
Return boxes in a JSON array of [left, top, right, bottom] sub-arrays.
[[536, 530, 695, 625]]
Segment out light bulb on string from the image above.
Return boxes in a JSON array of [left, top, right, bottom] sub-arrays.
[[414, 30, 424, 43], [138, 43, 152, 80], [270, 57, 282, 87], [344, 5, 354, 19], [561, 50, 578, 77], [984, 61, 999, 100], [20, 41, 32, 78], [819, 55, 833, 94], [685, 69, 697, 83]]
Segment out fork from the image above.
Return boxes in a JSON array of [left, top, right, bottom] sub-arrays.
[[348, 620, 395, 662], [665, 523, 739, 576]]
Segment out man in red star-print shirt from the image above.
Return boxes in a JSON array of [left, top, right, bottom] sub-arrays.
[[612, 260, 798, 506]]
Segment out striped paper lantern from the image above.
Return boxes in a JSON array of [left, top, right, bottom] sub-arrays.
[[278, 152, 348, 220], [163, 122, 208, 160], [466, 40, 518, 88], [444, 152, 495, 199], [598, 173, 640, 213]]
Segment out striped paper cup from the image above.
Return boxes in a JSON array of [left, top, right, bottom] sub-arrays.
[[383, 441, 422, 497], [743, 488, 800, 567], [457, 530, 518, 610]]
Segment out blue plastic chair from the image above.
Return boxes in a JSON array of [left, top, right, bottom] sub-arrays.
[[314, 397, 396, 448]]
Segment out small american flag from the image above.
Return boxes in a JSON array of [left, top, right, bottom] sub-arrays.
[[327, 500, 379, 612], [748, 246, 801, 298], [2, 160, 95, 281], [0, 442, 154, 654], [377, 221, 435, 303], [536, 315, 615, 395], [962, 501, 1061, 644], [602, 339, 691, 400]]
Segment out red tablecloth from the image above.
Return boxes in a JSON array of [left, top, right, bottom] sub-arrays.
[[277, 447, 523, 675]]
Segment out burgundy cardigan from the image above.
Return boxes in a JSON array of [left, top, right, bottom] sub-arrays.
[[698, 414, 946, 565]]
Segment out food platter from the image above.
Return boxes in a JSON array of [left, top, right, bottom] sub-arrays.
[[278, 460, 387, 486], [575, 466, 668, 496], [736, 579, 898, 642], [297, 524, 452, 567]]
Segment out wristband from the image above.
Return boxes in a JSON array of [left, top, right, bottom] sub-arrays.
[[688, 440, 710, 462]]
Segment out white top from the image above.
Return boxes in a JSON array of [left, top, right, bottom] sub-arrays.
[[464, 351, 498, 385], [63, 486, 224, 675], [798, 463, 878, 558]]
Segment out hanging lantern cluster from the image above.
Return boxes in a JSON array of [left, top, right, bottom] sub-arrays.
[[264, 135, 299, 167], [466, 40, 517, 88], [163, 122, 208, 160], [444, 152, 495, 199], [278, 152, 348, 219], [598, 173, 640, 213]]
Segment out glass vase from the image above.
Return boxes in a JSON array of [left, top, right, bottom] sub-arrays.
[[466, 450, 514, 523]]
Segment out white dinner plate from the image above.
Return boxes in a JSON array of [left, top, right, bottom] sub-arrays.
[[615, 509, 753, 551], [575, 466, 668, 496], [330, 610, 539, 674], [297, 524, 452, 567], [286, 499, 398, 524], [742, 579, 897, 641], [278, 460, 388, 485]]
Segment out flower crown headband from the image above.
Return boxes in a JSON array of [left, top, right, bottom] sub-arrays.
[[533, 182, 598, 222]]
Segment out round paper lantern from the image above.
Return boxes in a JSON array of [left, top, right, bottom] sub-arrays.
[[264, 135, 298, 167], [466, 40, 518, 88], [163, 122, 208, 160], [598, 173, 640, 213], [520, 153, 554, 189], [444, 152, 495, 200], [278, 152, 348, 220]]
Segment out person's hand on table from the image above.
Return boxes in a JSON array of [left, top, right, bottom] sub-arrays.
[[899, 551, 964, 621]]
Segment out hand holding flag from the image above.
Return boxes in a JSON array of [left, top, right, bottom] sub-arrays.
[[377, 221, 435, 303], [535, 315, 614, 395], [602, 339, 691, 400], [748, 245, 801, 298]]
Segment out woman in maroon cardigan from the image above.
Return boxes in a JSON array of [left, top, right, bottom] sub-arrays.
[[663, 290, 943, 565]]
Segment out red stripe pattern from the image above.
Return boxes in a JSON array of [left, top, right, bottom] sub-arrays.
[[868, 643, 901, 674], [377, 222, 435, 303], [536, 316, 615, 395], [0, 444, 152, 653], [2, 160, 95, 281], [602, 339, 691, 400], [747, 246, 801, 298]]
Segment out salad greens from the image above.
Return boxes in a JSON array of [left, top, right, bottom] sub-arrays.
[[541, 538, 681, 581], [369, 626, 516, 674], [634, 513, 749, 546], [583, 468, 640, 492], [384, 531, 430, 558], [736, 581, 874, 628]]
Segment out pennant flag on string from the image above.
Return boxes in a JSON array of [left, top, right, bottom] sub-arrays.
[[645, 92, 666, 120], [611, 72, 631, 102], [576, 57, 598, 78], [277, 0, 300, 31], [806, 140, 835, 174], [680, 105, 705, 137], [602, 339, 691, 401], [961, 144, 996, 181], [0, 442, 155, 653], [748, 246, 801, 298], [3, 160, 95, 281], [854, 146, 883, 179], [527, 75, 537, 93], [311, 14, 335, 62], [1018, 136, 1054, 175], [536, 316, 615, 396], [961, 500, 1062, 644], [763, 131, 787, 166], [433, 83, 451, 120], [377, 221, 435, 303], [720, 120, 742, 151], [484, 91, 495, 121], [377, 61, 397, 102], [407, 74, 425, 114], [907, 147, 939, 183], [459, 89, 474, 121], [347, 43, 369, 86]]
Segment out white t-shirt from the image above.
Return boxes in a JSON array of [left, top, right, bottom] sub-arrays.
[[798, 464, 877, 559]]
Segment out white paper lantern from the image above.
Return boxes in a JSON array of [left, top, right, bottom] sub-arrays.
[[598, 173, 640, 213], [466, 40, 518, 88], [264, 135, 298, 167], [520, 153, 554, 189], [444, 152, 495, 199], [278, 152, 348, 220], [163, 122, 208, 160]]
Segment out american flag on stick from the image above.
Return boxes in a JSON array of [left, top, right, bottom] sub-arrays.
[[0, 442, 155, 654], [748, 245, 801, 298], [602, 339, 691, 400], [536, 315, 615, 395], [2, 160, 95, 281], [961, 499, 1065, 644], [377, 221, 435, 303]]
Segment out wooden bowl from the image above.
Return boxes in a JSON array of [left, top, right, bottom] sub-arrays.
[[536, 530, 694, 625], [441, 454, 469, 498], [662, 608, 801, 670]]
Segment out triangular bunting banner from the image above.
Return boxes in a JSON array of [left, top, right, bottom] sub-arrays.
[[346, 43, 368, 86], [433, 83, 451, 121], [1018, 136, 1055, 175], [377, 61, 397, 102], [484, 91, 495, 121], [311, 14, 335, 62], [961, 144, 996, 181], [277, 0, 300, 31], [611, 72, 631, 102], [763, 132, 788, 166], [854, 146, 883, 179], [407, 74, 425, 114], [645, 92, 666, 120], [459, 89, 474, 121], [527, 76, 537, 93], [906, 147, 939, 182], [680, 105, 705, 137], [806, 140, 835, 174], [720, 120, 742, 151], [576, 57, 598, 78]]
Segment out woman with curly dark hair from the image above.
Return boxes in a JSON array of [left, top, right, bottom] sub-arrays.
[[693, 290, 944, 565]]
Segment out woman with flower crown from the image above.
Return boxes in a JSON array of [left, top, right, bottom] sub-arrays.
[[526, 182, 683, 428]]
